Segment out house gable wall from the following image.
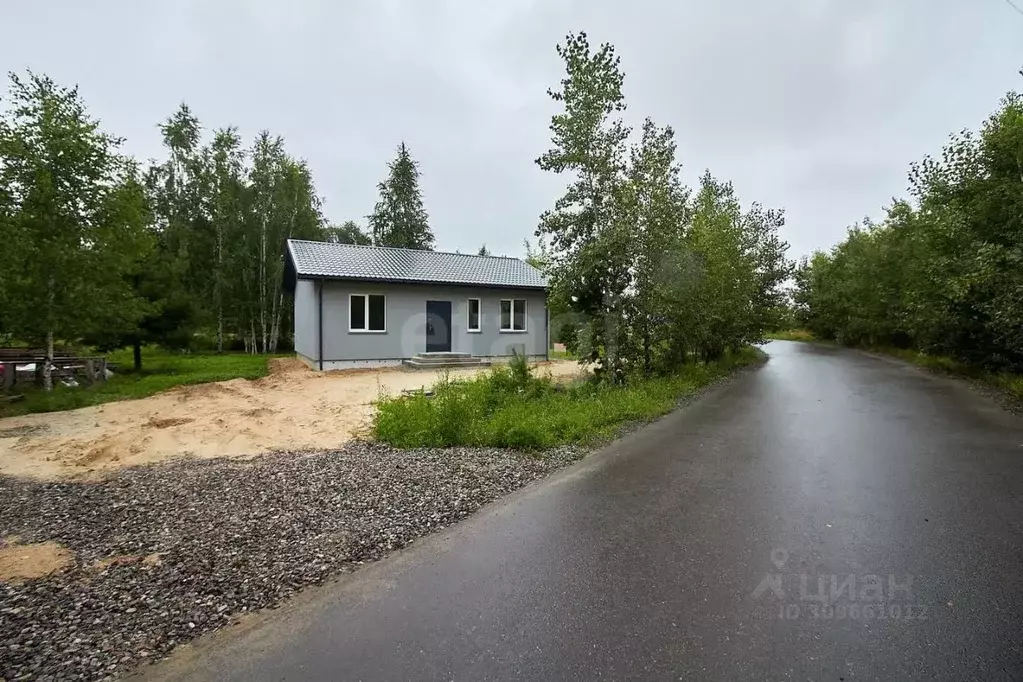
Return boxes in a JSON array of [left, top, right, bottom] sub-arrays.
[[294, 278, 320, 362]]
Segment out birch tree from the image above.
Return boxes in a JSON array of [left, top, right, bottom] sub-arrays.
[[266, 158, 322, 352], [206, 127, 246, 352], [247, 132, 285, 353], [0, 72, 149, 389], [628, 118, 690, 372], [536, 31, 632, 381]]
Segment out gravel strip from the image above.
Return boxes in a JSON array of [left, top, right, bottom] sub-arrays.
[[0, 443, 584, 681]]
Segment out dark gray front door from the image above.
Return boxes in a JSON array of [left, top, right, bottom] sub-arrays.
[[425, 301, 452, 352]]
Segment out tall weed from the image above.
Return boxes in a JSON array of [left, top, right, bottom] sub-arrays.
[[374, 348, 761, 450]]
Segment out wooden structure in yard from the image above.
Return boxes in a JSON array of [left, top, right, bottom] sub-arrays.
[[0, 349, 108, 391]]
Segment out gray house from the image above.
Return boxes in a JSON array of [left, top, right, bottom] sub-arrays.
[[284, 239, 549, 370]]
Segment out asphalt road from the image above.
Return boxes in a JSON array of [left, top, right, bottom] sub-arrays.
[[145, 341, 1023, 681]]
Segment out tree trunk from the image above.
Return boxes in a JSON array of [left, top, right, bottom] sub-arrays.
[[42, 274, 55, 391], [133, 340, 143, 372], [216, 216, 224, 353], [42, 329, 54, 392], [269, 295, 279, 354], [269, 189, 298, 356], [643, 325, 651, 376], [259, 216, 268, 354]]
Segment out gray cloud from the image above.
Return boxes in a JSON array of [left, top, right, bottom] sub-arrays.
[[3, 0, 1021, 259]]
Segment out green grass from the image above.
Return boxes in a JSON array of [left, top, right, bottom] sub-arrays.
[[373, 348, 762, 450], [1, 348, 278, 418], [761, 331, 1023, 401], [866, 347, 1023, 401], [763, 329, 818, 342], [548, 348, 577, 360]]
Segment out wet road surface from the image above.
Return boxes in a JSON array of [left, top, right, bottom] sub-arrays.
[[145, 341, 1023, 681]]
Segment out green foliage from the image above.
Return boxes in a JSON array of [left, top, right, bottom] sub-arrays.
[[764, 329, 817, 342], [557, 320, 581, 355], [243, 132, 325, 353], [536, 34, 791, 381], [373, 348, 760, 449], [0, 348, 276, 417], [369, 142, 434, 250], [142, 107, 325, 357], [323, 220, 371, 245], [0, 71, 152, 389], [0, 73, 332, 373], [796, 91, 1023, 372], [879, 348, 1023, 401], [536, 32, 633, 382], [523, 237, 553, 272], [506, 351, 533, 388]]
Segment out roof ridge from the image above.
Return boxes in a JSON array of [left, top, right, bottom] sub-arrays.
[[287, 239, 522, 261], [287, 238, 548, 288]]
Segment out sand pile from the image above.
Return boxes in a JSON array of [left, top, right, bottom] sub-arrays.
[[0, 359, 585, 480]]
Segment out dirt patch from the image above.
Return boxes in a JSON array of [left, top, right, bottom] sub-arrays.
[[0, 424, 48, 439], [91, 552, 163, 572], [171, 381, 245, 400], [268, 357, 309, 375], [146, 417, 195, 429], [0, 359, 587, 480], [0, 538, 74, 582]]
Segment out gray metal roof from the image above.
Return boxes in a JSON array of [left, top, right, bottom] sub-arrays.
[[286, 240, 548, 289]]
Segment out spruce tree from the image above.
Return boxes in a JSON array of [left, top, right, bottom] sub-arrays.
[[369, 142, 434, 249]]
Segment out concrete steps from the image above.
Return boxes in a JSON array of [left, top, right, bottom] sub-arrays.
[[402, 352, 490, 370]]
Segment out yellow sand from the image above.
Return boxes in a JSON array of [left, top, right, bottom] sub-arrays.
[[0, 538, 73, 582], [0, 359, 585, 481]]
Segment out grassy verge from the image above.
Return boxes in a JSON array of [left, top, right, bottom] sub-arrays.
[[373, 348, 762, 450], [764, 330, 1023, 402], [865, 347, 1023, 401], [763, 329, 818, 342], [1, 348, 277, 418]]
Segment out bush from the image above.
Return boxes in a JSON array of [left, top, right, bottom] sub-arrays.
[[373, 347, 760, 450], [558, 321, 580, 354]]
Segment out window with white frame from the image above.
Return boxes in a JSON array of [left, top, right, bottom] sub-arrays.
[[500, 298, 527, 331], [350, 294, 386, 332], [467, 298, 481, 332]]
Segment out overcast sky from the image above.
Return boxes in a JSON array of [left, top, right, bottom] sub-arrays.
[[3, 0, 1021, 259]]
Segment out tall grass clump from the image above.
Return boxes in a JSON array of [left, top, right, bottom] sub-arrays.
[[764, 329, 817, 342], [373, 348, 761, 450]]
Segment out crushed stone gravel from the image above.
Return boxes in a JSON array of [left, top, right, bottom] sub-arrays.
[[0, 442, 584, 681]]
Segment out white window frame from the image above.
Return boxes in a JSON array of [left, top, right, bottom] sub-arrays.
[[349, 293, 387, 333], [467, 298, 481, 333], [499, 298, 527, 332]]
